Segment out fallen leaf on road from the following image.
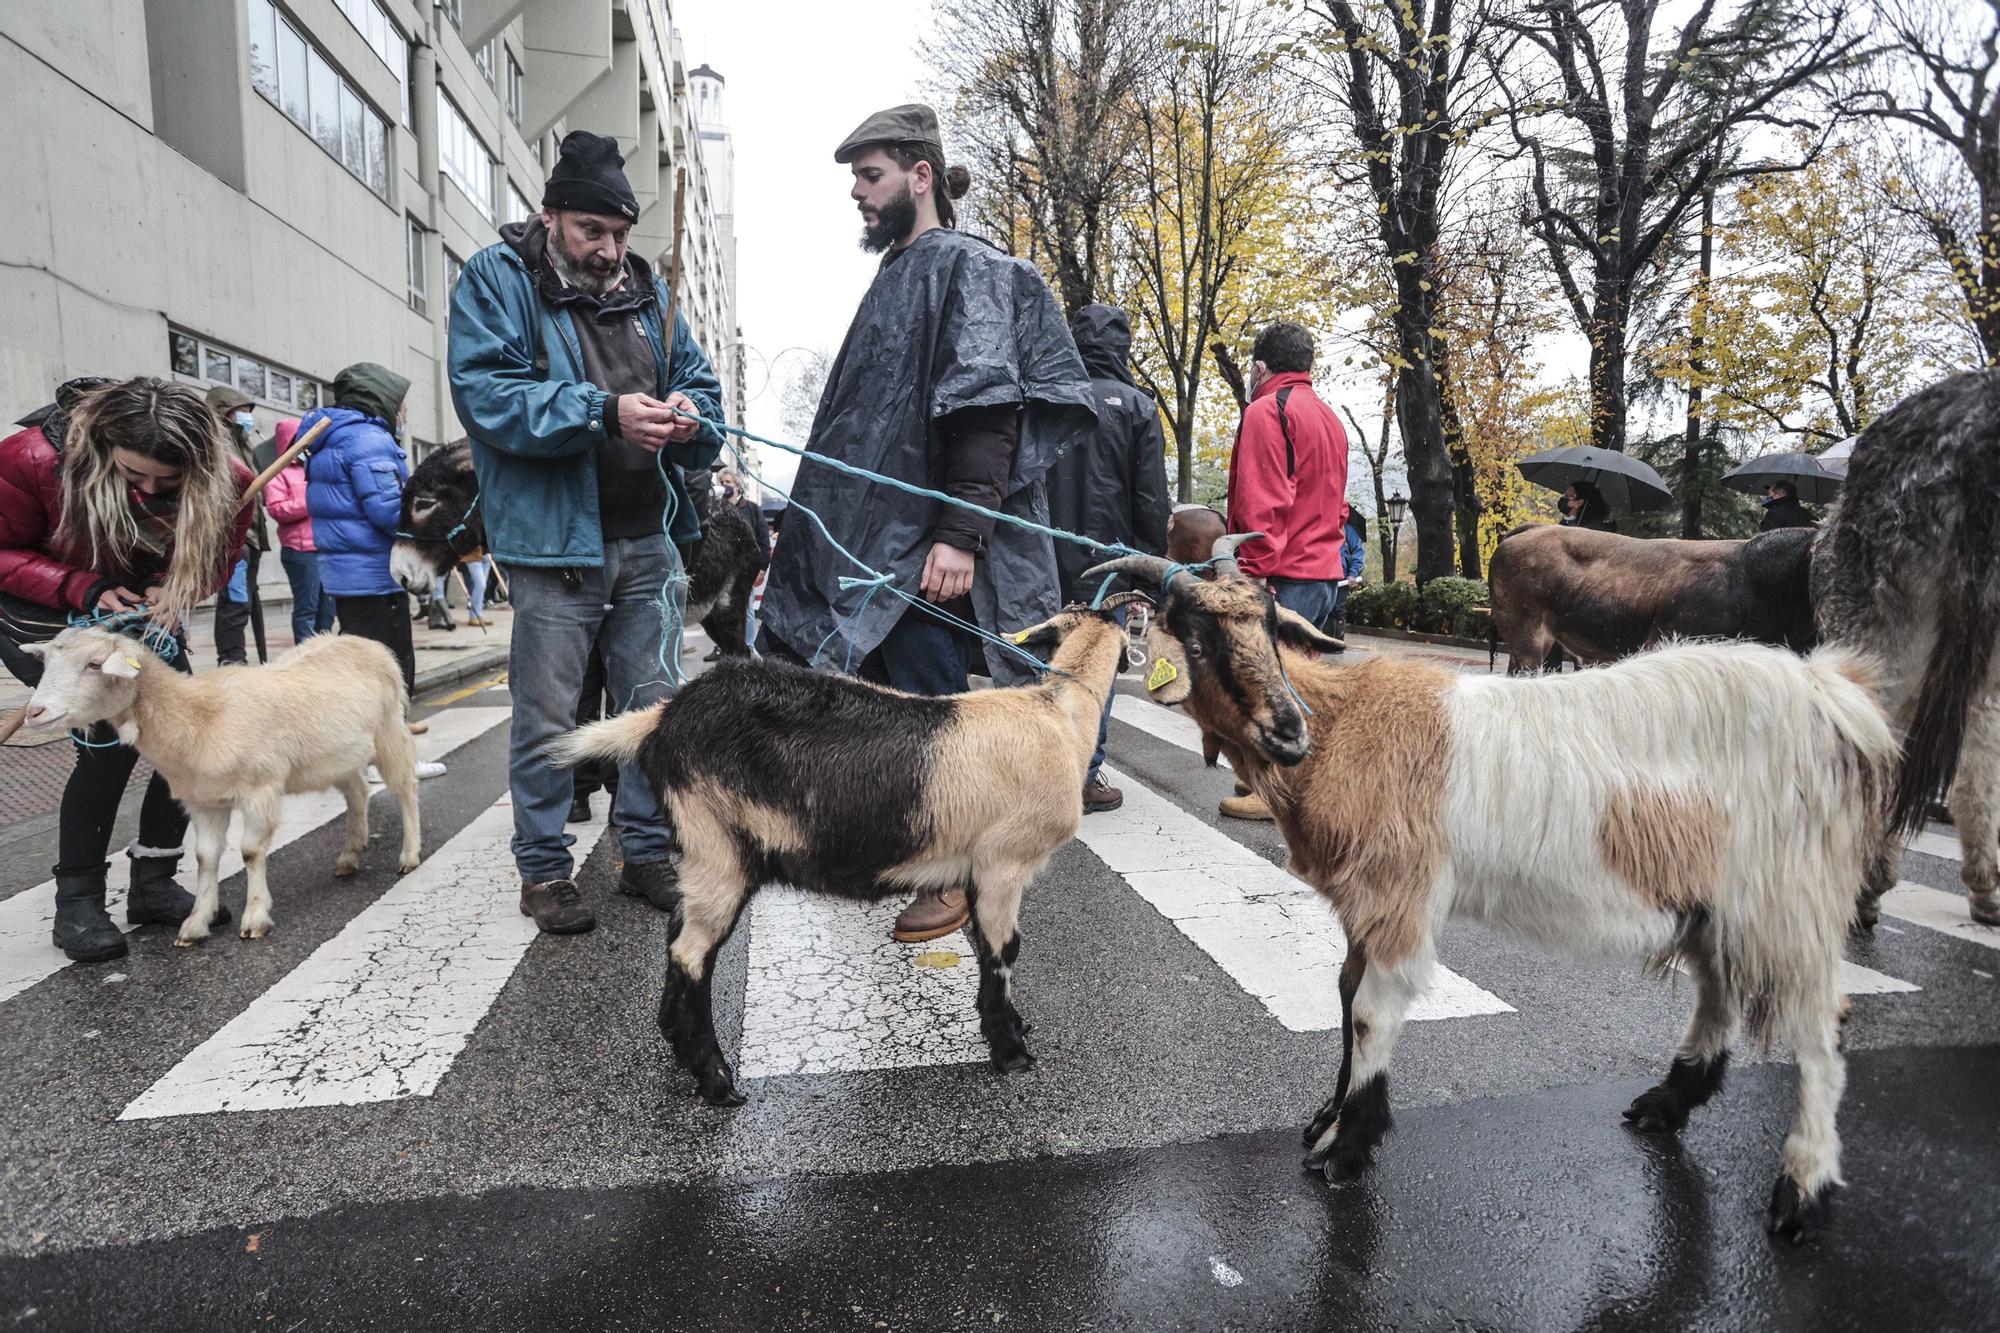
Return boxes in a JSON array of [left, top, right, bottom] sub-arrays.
[[912, 951, 960, 969]]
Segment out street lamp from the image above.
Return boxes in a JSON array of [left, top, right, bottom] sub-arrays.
[[1385, 491, 1409, 580]]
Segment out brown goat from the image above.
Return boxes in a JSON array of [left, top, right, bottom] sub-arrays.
[[1487, 525, 1818, 673]]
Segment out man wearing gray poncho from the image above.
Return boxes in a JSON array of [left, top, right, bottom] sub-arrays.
[[757, 103, 1096, 943]]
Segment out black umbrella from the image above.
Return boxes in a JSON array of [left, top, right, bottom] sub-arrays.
[[1721, 451, 1844, 504], [1516, 445, 1675, 512]]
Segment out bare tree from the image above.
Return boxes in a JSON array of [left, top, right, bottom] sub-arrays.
[[1854, 0, 2000, 364], [931, 0, 1155, 313], [1296, 0, 1503, 582], [777, 350, 832, 445], [1494, 0, 1860, 452], [1343, 385, 1402, 580]]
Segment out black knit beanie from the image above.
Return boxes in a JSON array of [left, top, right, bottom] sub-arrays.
[[542, 131, 640, 222]]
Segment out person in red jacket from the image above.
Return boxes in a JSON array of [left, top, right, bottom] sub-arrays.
[[1225, 321, 1350, 624], [0, 377, 253, 962], [1222, 323, 1349, 821]]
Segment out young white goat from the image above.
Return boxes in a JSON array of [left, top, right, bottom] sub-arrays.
[[23, 628, 422, 944], [1091, 541, 1897, 1243], [547, 597, 1145, 1107]]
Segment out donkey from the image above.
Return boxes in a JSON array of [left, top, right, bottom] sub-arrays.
[[1814, 369, 2000, 927], [1486, 525, 1818, 674], [391, 442, 765, 656]]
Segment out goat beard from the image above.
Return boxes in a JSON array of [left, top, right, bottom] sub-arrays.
[[860, 186, 918, 254]]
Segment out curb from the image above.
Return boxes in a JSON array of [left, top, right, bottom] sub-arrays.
[[1346, 625, 1493, 653], [413, 646, 510, 699]]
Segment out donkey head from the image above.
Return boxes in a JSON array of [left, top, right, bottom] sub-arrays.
[[393, 441, 484, 592]]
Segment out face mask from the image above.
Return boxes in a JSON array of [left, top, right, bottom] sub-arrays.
[[232, 410, 256, 432]]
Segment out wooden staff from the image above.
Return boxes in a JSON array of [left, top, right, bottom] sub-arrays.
[[237, 416, 331, 515], [2, 417, 337, 745]]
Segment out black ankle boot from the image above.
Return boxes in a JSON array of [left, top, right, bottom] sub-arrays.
[[127, 853, 229, 928], [52, 863, 127, 963]]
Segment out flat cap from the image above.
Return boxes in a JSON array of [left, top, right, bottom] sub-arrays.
[[834, 103, 943, 164]]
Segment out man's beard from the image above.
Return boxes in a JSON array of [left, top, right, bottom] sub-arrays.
[[860, 185, 918, 254], [547, 227, 621, 294]]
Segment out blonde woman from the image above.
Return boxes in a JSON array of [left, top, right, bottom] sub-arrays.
[[0, 377, 252, 962]]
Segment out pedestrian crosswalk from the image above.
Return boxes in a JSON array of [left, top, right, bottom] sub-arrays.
[[0, 708, 511, 1006], [2, 697, 1994, 1126]]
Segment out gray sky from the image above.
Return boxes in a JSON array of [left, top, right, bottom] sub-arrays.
[[677, 0, 938, 490]]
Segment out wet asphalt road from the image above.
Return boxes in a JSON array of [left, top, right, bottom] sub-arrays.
[[5, 1046, 1995, 1331], [2, 653, 1998, 1331]]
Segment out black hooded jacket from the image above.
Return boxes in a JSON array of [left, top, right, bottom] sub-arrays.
[[1045, 305, 1172, 602], [1759, 495, 1818, 531]]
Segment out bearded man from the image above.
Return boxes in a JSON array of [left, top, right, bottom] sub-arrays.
[[756, 104, 1096, 943], [449, 131, 725, 937]]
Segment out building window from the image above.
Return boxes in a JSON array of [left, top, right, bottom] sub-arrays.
[[475, 39, 495, 88], [332, 0, 406, 117], [171, 329, 321, 410], [407, 216, 428, 316], [506, 181, 532, 225], [443, 248, 465, 324], [505, 49, 524, 127], [246, 0, 391, 203], [440, 0, 463, 32], [436, 88, 495, 220]]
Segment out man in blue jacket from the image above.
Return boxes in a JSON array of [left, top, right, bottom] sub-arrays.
[[449, 131, 724, 936]]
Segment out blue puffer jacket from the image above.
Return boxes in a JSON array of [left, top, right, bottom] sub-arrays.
[[302, 407, 408, 597], [447, 225, 725, 566]]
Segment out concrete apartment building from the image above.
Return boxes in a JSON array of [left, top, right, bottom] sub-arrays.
[[1, 0, 743, 468]]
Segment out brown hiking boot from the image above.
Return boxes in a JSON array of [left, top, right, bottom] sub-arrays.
[[617, 858, 681, 912], [1083, 774, 1123, 813], [891, 887, 969, 943], [1219, 793, 1274, 821], [520, 878, 595, 934]]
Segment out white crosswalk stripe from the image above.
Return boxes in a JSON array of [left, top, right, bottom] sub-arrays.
[[738, 888, 984, 1078], [121, 793, 609, 1119], [1880, 882, 2000, 954], [1081, 764, 1513, 1028], [1109, 693, 1921, 1001], [0, 707, 510, 1007]]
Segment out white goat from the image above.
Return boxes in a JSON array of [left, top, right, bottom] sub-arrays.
[[24, 628, 422, 944], [1092, 546, 1897, 1243]]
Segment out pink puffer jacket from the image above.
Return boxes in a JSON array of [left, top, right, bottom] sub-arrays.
[[263, 418, 315, 552]]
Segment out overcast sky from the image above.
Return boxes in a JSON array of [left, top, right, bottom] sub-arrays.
[[677, 0, 940, 490]]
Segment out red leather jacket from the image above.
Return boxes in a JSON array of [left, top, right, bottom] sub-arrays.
[[0, 424, 254, 612]]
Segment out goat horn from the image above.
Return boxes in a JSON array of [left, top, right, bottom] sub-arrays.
[[1096, 590, 1155, 612], [1082, 554, 1186, 590], [1209, 532, 1265, 578]]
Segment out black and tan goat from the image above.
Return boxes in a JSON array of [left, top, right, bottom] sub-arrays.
[[548, 597, 1145, 1106], [1090, 536, 1896, 1242]]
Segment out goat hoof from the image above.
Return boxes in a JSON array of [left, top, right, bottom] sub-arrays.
[[399, 859, 421, 876], [1766, 1174, 1834, 1244], [173, 933, 203, 949], [1622, 1086, 1690, 1134], [1303, 1098, 1342, 1148], [239, 918, 272, 941], [1319, 1144, 1373, 1185], [989, 1044, 1036, 1074], [334, 858, 360, 879], [697, 1067, 745, 1107], [1970, 894, 2000, 927]]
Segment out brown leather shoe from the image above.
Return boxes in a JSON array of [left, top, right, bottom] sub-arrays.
[[891, 887, 969, 943], [1083, 774, 1123, 813], [520, 878, 595, 934], [1219, 793, 1274, 821]]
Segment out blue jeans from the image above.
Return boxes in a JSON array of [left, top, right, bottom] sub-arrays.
[[280, 548, 336, 641], [505, 536, 678, 881], [1088, 606, 1130, 783], [466, 559, 489, 619], [859, 604, 978, 697], [1268, 576, 1336, 627]]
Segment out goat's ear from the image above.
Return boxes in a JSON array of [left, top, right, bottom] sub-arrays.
[[1273, 606, 1345, 656], [98, 651, 143, 679], [1007, 614, 1069, 655], [17, 642, 47, 659], [1142, 624, 1193, 705]]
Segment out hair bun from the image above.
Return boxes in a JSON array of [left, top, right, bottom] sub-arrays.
[[943, 164, 972, 200]]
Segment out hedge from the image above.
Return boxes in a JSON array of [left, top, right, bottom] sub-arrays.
[[1348, 576, 1491, 639]]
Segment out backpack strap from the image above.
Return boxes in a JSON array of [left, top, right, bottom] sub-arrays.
[[1274, 386, 1297, 478]]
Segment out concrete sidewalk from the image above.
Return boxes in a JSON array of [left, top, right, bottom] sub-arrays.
[[0, 596, 512, 832]]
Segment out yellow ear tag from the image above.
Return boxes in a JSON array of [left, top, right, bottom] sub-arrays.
[[124, 657, 141, 671], [1011, 629, 1033, 644], [1147, 656, 1179, 693]]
